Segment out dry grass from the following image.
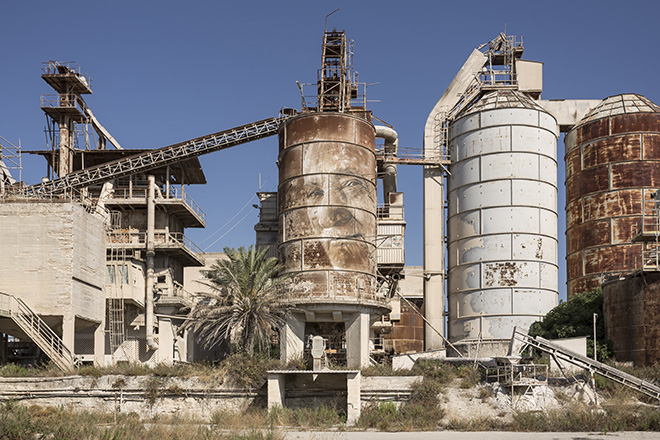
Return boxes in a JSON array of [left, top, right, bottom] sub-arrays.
[[0, 402, 282, 440]]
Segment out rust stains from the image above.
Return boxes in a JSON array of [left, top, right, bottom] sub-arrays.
[[280, 113, 375, 147], [278, 112, 380, 302], [612, 217, 643, 244], [484, 262, 524, 287], [566, 166, 609, 202], [566, 252, 583, 279], [643, 134, 660, 160], [565, 148, 582, 177], [567, 220, 610, 253], [582, 189, 642, 222], [611, 114, 660, 135], [611, 162, 660, 189], [582, 134, 641, 169], [577, 118, 609, 144], [566, 199, 583, 228], [535, 238, 543, 259]]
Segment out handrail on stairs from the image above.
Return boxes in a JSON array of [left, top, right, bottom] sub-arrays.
[[0, 291, 75, 372]]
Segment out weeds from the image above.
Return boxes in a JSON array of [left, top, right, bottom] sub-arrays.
[[0, 402, 282, 439], [221, 353, 283, 389], [270, 404, 345, 428], [358, 378, 445, 430]]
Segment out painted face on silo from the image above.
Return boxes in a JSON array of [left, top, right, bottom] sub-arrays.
[[278, 113, 379, 297]]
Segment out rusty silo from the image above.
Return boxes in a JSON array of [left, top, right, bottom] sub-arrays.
[[278, 112, 389, 366], [565, 94, 660, 297], [447, 89, 559, 356], [276, 29, 390, 368]]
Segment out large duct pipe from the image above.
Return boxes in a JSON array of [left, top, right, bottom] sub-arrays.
[[375, 126, 398, 202], [145, 175, 158, 351]]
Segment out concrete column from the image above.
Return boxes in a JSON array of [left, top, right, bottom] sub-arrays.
[[145, 175, 158, 352], [267, 373, 285, 410], [423, 166, 446, 350], [58, 116, 72, 178], [346, 312, 370, 368], [61, 315, 75, 356], [346, 371, 361, 425], [157, 317, 174, 365], [280, 316, 305, 364], [93, 321, 105, 367]]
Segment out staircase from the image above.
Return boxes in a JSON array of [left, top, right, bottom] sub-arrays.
[[511, 328, 660, 402], [0, 292, 75, 372], [106, 211, 126, 357]]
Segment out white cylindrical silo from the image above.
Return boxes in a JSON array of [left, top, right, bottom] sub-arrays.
[[446, 90, 559, 356]]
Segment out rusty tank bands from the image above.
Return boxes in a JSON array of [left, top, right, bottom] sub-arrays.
[[446, 90, 559, 351], [565, 94, 660, 297], [277, 112, 384, 308]]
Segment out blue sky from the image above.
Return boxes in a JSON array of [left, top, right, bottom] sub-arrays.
[[2, 1, 660, 302]]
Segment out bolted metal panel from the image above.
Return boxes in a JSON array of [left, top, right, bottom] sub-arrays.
[[565, 94, 660, 297], [278, 113, 385, 308], [447, 90, 559, 347]]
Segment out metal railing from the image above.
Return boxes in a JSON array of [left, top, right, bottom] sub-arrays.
[[42, 60, 92, 88], [166, 186, 206, 222], [377, 204, 404, 220], [107, 230, 203, 255], [172, 281, 195, 302], [512, 328, 660, 402], [0, 292, 74, 372], [108, 185, 206, 223], [40, 94, 78, 109], [378, 145, 450, 165]]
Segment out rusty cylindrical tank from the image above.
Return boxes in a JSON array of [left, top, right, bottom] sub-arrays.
[[277, 112, 386, 310], [565, 94, 660, 297], [447, 90, 559, 356], [602, 273, 660, 366]]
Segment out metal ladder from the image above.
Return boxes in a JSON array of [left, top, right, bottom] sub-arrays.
[[0, 292, 75, 372], [511, 328, 660, 402], [15, 115, 291, 198], [106, 211, 126, 358]]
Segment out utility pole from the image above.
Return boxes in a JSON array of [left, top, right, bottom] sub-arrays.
[[593, 313, 598, 361]]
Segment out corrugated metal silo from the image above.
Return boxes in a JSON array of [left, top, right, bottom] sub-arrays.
[[565, 94, 660, 297], [447, 90, 559, 355]]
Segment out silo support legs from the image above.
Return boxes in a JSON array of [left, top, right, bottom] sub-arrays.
[[280, 316, 305, 364], [346, 312, 370, 368]]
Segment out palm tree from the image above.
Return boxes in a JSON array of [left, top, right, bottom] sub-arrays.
[[187, 245, 289, 355]]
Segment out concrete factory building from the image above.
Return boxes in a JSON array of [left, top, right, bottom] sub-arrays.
[[1, 30, 660, 371]]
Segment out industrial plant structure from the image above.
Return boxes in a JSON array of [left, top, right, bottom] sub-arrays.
[[0, 29, 659, 370]]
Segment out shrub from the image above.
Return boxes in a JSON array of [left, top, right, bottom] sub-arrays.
[[411, 359, 455, 383], [221, 352, 283, 388]]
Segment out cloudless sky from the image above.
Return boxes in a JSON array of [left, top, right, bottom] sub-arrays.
[[2, 1, 660, 303]]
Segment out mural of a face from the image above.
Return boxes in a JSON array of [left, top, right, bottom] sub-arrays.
[[278, 113, 378, 296]]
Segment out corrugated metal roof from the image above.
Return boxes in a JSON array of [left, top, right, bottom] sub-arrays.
[[461, 89, 544, 116], [578, 93, 660, 125]]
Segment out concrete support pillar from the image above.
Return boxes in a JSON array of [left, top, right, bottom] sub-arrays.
[[61, 315, 75, 356], [346, 371, 361, 425], [280, 316, 305, 363], [145, 175, 158, 352], [267, 373, 285, 410], [346, 312, 370, 368], [58, 116, 72, 178], [93, 321, 105, 367], [423, 166, 446, 350], [157, 317, 174, 365]]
